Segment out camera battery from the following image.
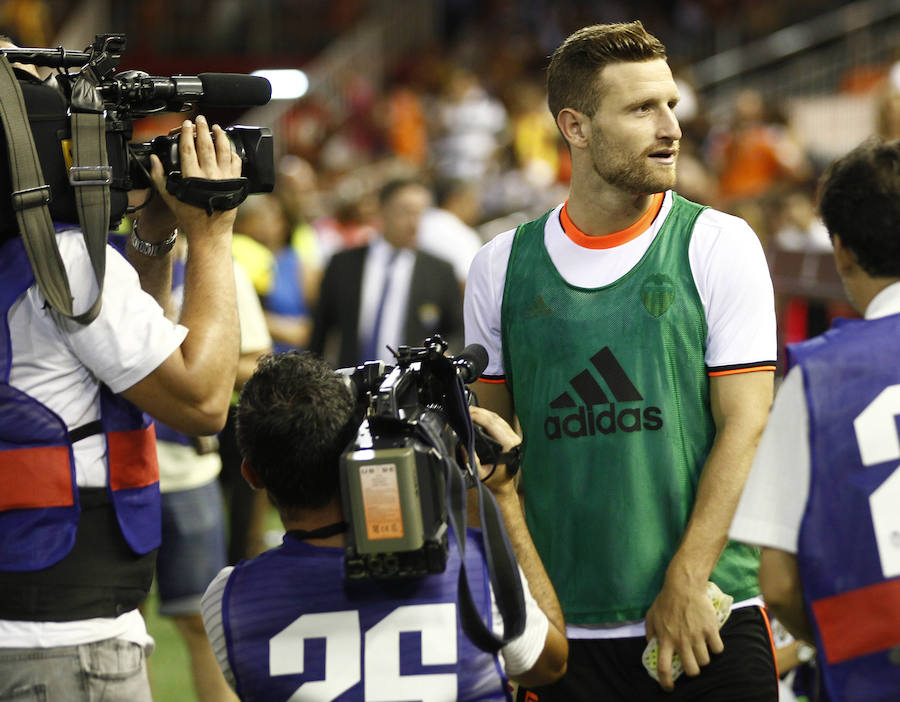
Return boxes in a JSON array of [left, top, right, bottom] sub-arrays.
[[341, 446, 425, 554]]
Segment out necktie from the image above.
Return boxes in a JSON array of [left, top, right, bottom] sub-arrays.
[[362, 249, 398, 361]]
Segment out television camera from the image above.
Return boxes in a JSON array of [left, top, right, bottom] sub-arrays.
[[0, 33, 274, 234], [0, 33, 273, 322], [337, 336, 527, 652]]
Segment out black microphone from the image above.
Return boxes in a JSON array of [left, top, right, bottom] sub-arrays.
[[198, 73, 272, 106], [454, 344, 489, 384], [101, 72, 272, 110]]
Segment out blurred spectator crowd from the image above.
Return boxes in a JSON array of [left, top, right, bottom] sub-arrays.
[[5, 0, 900, 372], [4, 2, 900, 699], [6, 0, 900, 503]]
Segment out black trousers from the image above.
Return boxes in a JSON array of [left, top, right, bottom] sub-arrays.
[[517, 607, 778, 702]]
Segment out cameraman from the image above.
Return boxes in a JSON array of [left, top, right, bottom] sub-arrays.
[[200, 351, 568, 700], [0, 46, 243, 699]]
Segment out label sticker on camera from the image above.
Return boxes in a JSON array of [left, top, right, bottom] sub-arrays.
[[359, 463, 404, 541]]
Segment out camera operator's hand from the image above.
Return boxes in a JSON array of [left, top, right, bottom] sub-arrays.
[[149, 115, 242, 239], [469, 406, 521, 499], [121, 114, 242, 436], [468, 406, 569, 687]]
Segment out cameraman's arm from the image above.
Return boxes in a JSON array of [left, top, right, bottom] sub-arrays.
[[121, 117, 241, 435], [469, 406, 568, 687], [472, 379, 514, 426], [125, 192, 176, 309]]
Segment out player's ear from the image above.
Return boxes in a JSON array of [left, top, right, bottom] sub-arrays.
[[241, 459, 265, 489], [557, 107, 590, 150], [831, 234, 857, 276]]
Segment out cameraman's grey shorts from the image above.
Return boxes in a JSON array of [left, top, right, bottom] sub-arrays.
[[0, 638, 152, 702]]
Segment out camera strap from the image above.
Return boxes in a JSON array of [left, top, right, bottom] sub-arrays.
[[416, 375, 527, 654], [0, 55, 106, 324], [165, 173, 250, 215], [68, 67, 112, 323]]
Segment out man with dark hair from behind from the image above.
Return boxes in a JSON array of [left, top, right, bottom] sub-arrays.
[[201, 351, 568, 700], [731, 138, 900, 702]]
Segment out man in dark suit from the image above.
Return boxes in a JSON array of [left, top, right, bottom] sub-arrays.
[[311, 177, 464, 367]]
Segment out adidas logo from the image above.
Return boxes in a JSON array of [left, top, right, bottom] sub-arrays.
[[544, 347, 663, 440]]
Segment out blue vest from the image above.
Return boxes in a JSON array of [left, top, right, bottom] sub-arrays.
[[789, 314, 900, 702], [222, 529, 511, 702], [0, 236, 161, 571]]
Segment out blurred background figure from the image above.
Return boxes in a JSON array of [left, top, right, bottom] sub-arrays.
[[707, 88, 811, 215], [875, 86, 900, 140], [311, 176, 463, 367], [312, 176, 379, 263], [416, 177, 484, 288], [273, 154, 325, 312], [507, 78, 564, 191], [233, 194, 311, 353], [429, 66, 508, 183]]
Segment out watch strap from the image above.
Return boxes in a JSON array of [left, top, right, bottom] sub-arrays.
[[130, 226, 177, 257]]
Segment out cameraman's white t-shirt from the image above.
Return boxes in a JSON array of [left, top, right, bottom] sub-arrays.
[[1, 226, 186, 649]]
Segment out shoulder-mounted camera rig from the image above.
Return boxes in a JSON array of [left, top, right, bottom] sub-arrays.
[[0, 34, 273, 322], [337, 336, 527, 653]]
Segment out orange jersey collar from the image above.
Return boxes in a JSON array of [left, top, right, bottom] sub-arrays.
[[560, 192, 665, 250]]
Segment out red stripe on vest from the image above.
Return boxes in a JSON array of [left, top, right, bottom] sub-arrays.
[[0, 446, 73, 509], [812, 577, 900, 664], [108, 424, 159, 490]]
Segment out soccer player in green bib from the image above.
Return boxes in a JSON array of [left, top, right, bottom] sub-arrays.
[[464, 21, 779, 701]]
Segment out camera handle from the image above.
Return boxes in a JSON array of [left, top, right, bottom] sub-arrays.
[[165, 173, 250, 215]]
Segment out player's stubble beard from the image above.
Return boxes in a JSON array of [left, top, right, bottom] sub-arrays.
[[590, 127, 679, 195]]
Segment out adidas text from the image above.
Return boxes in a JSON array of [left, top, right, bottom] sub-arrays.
[[544, 403, 663, 439]]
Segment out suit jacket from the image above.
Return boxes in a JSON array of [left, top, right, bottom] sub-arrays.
[[310, 245, 464, 368]]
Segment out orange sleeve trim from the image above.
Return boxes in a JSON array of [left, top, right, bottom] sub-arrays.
[[477, 377, 507, 384], [708, 365, 776, 377], [758, 606, 780, 680], [560, 192, 664, 249]]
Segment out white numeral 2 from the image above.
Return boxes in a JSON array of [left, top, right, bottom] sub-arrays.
[[853, 385, 900, 577], [269, 603, 458, 701]]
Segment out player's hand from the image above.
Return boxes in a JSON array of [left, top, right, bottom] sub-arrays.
[[469, 405, 520, 498], [644, 575, 723, 691], [149, 115, 242, 237]]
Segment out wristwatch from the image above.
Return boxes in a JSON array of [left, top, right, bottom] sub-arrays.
[[129, 225, 177, 257]]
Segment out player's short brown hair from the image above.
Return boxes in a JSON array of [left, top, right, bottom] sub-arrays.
[[547, 21, 667, 121]]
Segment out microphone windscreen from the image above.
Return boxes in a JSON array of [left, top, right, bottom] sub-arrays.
[[198, 73, 272, 106], [457, 344, 489, 382]]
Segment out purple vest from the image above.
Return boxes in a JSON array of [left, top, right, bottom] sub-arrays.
[[222, 528, 511, 702], [0, 236, 160, 571], [789, 315, 900, 701]]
